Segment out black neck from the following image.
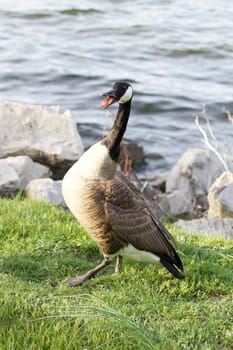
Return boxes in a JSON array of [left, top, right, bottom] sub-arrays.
[[102, 100, 131, 161]]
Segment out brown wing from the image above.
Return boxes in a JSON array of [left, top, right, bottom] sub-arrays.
[[103, 172, 181, 262]]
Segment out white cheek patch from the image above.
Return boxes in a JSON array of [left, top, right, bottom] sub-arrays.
[[119, 86, 133, 104]]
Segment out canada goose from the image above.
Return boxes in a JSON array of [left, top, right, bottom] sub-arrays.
[[62, 81, 184, 286]]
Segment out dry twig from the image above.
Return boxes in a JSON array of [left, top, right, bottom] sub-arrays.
[[195, 115, 229, 171]]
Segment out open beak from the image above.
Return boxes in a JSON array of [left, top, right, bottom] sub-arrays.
[[101, 90, 117, 109]]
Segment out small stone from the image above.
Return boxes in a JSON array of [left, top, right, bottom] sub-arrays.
[[208, 171, 233, 218], [159, 190, 193, 219], [0, 161, 20, 197], [219, 183, 233, 216], [4, 156, 51, 188], [25, 178, 66, 207]]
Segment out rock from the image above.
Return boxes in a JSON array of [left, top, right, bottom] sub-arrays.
[[119, 141, 145, 173], [158, 191, 193, 219], [150, 198, 170, 220], [219, 183, 233, 216], [25, 178, 66, 207], [208, 171, 233, 218], [3, 156, 51, 188], [0, 101, 84, 179], [159, 148, 225, 218], [175, 217, 233, 239], [150, 172, 168, 192], [138, 172, 168, 191], [123, 141, 145, 166], [141, 182, 158, 200], [0, 161, 20, 196]]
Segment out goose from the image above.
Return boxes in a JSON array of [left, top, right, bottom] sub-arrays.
[[62, 81, 184, 286]]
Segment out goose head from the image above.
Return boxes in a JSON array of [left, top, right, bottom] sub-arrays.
[[102, 81, 133, 109]]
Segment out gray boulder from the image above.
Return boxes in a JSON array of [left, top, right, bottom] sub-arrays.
[[176, 217, 233, 239], [0, 156, 51, 197], [25, 178, 66, 206], [0, 161, 20, 196], [0, 101, 84, 178], [158, 191, 192, 218], [4, 156, 51, 188], [159, 148, 225, 218], [208, 171, 233, 218]]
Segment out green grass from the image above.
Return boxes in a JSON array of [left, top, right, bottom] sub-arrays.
[[0, 197, 232, 350]]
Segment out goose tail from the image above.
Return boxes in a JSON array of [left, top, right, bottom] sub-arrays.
[[160, 253, 185, 280]]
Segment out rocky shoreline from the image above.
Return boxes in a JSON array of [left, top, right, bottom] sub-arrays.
[[1, 101, 233, 239]]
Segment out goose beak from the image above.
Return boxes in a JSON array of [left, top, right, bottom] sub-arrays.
[[101, 90, 117, 109]]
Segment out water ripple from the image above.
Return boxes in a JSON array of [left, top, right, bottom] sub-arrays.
[[0, 0, 233, 174]]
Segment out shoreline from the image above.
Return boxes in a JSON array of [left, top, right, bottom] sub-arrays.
[[1, 100, 233, 239]]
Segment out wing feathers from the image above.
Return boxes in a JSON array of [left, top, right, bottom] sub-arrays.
[[103, 173, 183, 274]]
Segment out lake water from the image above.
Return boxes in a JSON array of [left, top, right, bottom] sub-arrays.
[[1, 0, 233, 177]]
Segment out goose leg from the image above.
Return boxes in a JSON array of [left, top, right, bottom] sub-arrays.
[[68, 258, 111, 286], [115, 255, 123, 273]]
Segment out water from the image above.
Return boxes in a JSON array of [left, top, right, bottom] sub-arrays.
[[1, 0, 233, 178]]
